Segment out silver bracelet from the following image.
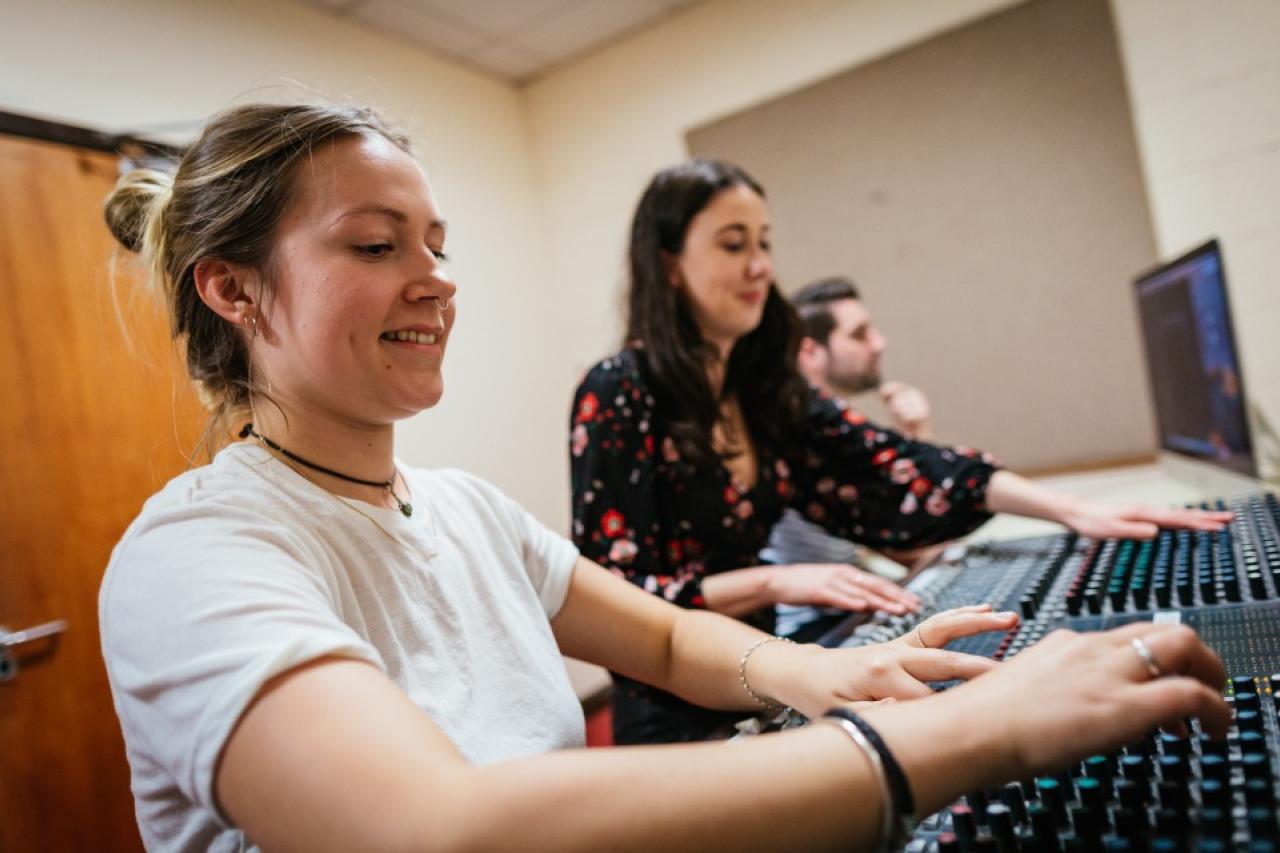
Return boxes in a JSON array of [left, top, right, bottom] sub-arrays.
[[737, 635, 794, 712], [823, 716, 897, 853]]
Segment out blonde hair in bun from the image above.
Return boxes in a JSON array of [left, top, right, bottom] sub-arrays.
[[102, 102, 411, 453]]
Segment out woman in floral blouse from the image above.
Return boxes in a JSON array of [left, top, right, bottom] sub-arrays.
[[571, 159, 1232, 745]]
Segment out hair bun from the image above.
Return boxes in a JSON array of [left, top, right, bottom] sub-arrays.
[[103, 168, 173, 253]]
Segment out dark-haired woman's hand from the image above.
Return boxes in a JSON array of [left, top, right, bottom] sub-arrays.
[[766, 563, 920, 615], [1058, 500, 1233, 540], [986, 471, 1234, 541]]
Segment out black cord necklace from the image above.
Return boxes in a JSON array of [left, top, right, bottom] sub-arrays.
[[239, 423, 413, 517]]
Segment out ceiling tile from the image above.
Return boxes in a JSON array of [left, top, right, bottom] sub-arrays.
[[412, 0, 576, 39], [351, 0, 491, 58], [510, 0, 663, 63], [298, 0, 367, 13], [306, 0, 709, 83], [466, 41, 548, 80]]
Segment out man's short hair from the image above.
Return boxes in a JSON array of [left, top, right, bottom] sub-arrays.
[[790, 277, 861, 344]]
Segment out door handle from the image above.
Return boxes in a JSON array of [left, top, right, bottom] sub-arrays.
[[0, 619, 68, 683]]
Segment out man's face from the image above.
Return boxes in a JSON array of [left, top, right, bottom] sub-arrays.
[[806, 298, 887, 395]]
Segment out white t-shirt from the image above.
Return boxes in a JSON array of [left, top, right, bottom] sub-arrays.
[[100, 443, 583, 852]]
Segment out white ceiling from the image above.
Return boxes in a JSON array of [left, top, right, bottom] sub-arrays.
[[300, 0, 705, 84]]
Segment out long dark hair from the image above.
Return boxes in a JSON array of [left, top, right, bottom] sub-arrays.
[[625, 159, 809, 469]]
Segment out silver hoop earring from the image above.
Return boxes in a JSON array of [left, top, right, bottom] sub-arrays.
[[435, 296, 451, 311]]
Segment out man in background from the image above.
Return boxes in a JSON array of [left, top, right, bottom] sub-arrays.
[[765, 276, 939, 638], [793, 276, 932, 441]]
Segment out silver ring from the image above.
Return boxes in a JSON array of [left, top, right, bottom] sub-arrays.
[[1130, 637, 1163, 679], [915, 625, 929, 649]]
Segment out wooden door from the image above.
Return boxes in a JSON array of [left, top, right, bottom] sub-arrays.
[[0, 133, 202, 851]]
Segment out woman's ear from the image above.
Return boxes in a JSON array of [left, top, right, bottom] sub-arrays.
[[660, 250, 683, 288], [194, 259, 259, 327]]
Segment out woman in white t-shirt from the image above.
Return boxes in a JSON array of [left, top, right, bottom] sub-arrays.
[[100, 102, 1230, 852]]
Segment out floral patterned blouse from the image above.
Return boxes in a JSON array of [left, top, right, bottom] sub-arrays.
[[570, 347, 998, 744]]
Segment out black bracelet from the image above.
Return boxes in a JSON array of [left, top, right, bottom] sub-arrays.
[[824, 709, 917, 846]]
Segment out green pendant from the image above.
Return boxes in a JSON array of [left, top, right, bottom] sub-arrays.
[[400, 502, 413, 518]]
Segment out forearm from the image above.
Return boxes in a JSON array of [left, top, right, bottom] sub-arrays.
[[555, 559, 801, 711], [859, 687, 1015, 817], [700, 565, 778, 616], [662, 606, 810, 711], [984, 470, 1081, 526], [453, 691, 1006, 853], [455, 723, 880, 853], [223, 657, 901, 853]]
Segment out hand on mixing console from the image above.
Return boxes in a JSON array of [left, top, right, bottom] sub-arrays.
[[770, 610, 1014, 718], [767, 562, 922, 614], [986, 470, 1234, 541], [891, 603, 1018, 651], [880, 623, 1233, 794], [1059, 500, 1234, 540]]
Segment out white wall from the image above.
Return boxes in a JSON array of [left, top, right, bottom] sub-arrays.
[[1112, 0, 1280, 478], [0, 0, 568, 526], [524, 0, 1023, 378], [525, 0, 1279, 479]]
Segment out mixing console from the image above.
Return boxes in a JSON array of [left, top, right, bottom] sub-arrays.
[[814, 492, 1280, 850]]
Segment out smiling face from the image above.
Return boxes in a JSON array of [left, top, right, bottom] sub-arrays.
[[668, 184, 774, 357], [254, 133, 456, 427]]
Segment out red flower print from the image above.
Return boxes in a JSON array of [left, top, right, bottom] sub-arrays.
[[643, 435, 654, 456], [733, 500, 754, 519], [926, 490, 951, 516], [663, 579, 682, 602], [600, 508, 626, 538], [667, 540, 684, 563], [872, 448, 897, 467], [842, 408, 867, 425], [608, 538, 638, 565], [910, 477, 932, 497], [889, 458, 918, 485], [576, 392, 600, 423], [723, 485, 740, 505]]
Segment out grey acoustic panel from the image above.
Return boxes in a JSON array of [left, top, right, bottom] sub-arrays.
[[688, 0, 1159, 471]]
